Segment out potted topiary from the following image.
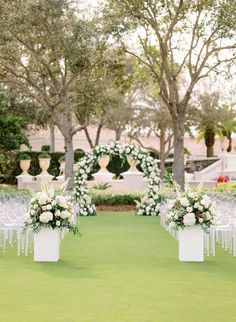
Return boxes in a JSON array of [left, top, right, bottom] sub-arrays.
[[19, 153, 31, 175], [38, 153, 51, 174]]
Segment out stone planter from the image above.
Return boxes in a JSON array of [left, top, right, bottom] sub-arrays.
[[178, 226, 204, 262], [20, 159, 31, 175], [34, 228, 60, 262], [98, 155, 110, 172], [127, 155, 138, 172], [39, 158, 51, 174]]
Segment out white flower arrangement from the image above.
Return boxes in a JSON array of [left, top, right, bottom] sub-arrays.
[[167, 187, 215, 230], [74, 141, 161, 216], [24, 188, 79, 234]]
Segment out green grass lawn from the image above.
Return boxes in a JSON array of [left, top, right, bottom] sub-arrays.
[[1, 212, 236, 322]]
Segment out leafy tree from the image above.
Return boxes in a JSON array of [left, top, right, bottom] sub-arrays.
[[74, 50, 135, 146], [129, 95, 173, 177], [191, 92, 236, 157], [0, 0, 103, 188], [107, 0, 236, 188], [0, 93, 29, 151]]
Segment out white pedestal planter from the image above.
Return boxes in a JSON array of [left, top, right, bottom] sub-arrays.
[[179, 226, 204, 262], [34, 228, 60, 262], [121, 171, 145, 190]]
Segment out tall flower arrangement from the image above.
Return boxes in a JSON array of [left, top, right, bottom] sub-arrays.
[[167, 187, 215, 230], [74, 141, 161, 216], [24, 188, 79, 234]]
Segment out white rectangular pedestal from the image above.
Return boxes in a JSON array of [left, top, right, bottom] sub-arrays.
[[179, 226, 204, 262], [34, 228, 60, 262]]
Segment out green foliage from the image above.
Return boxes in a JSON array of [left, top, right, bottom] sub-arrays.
[[19, 153, 31, 160], [93, 183, 112, 190], [38, 153, 51, 159], [183, 147, 191, 155], [58, 155, 65, 163], [0, 151, 18, 184], [163, 171, 174, 186], [1, 151, 85, 184], [41, 145, 50, 152], [91, 190, 144, 206], [91, 190, 166, 206], [0, 93, 29, 151]]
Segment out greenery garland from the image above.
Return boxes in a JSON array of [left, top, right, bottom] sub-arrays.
[[74, 141, 161, 216]]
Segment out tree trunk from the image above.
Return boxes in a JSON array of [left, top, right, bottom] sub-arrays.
[[49, 123, 55, 152], [159, 127, 166, 178], [204, 127, 215, 157], [172, 114, 185, 190], [95, 123, 103, 146], [206, 145, 214, 157], [64, 136, 74, 191], [115, 128, 122, 141], [83, 127, 94, 149]]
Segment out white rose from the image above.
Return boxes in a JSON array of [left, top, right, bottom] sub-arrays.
[[60, 210, 71, 219], [198, 205, 203, 211], [205, 212, 212, 220], [193, 202, 199, 209], [46, 204, 52, 210], [180, 197, 190, 207], [36, 192, 51, 205], [39, 211, 53, 223], [30, 209, 36, 216], [56, 220, 61, 226], [42, 205, 47, 211], [187, 207, 193, 213], [183, 213, 196, 226], [199, 218, 203, 223], [55, 195, 67, 208], [55, 210, 61, 217]]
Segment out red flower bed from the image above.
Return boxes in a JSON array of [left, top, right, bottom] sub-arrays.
[[217, 176, 229, 183]]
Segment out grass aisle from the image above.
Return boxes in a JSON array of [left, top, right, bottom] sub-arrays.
[[0, 212, 236, 322]]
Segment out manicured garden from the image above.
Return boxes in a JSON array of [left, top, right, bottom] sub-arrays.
[[1, 212, 236, 322]]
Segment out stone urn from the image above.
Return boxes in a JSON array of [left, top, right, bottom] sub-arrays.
[[20, 159, 31, 175], [220, 136, 229, 153], [39, 155, 51, 174], [98, 155, 110, 172], [127, 155, 138, 172]]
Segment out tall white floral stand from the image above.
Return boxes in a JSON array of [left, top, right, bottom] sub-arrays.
[[34, 228, 60, 262], [179, 226, 204, 262]]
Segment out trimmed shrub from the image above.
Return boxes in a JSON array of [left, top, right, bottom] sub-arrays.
[[19, 153, 31, 160], [1, 149, 91, 184], [41, 145, 51, 152]]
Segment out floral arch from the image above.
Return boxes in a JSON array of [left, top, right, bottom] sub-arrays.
[[74, 141, 161, 216]]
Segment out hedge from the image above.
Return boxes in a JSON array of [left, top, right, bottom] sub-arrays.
[[0, 151, 143, 184], [0, 151, 85, 184], [91, 190, 167, 206]]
